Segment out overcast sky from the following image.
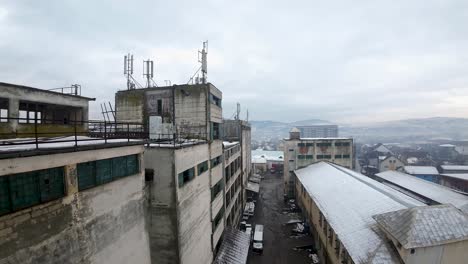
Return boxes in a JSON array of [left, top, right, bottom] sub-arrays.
[[1, 0, 468, 124]]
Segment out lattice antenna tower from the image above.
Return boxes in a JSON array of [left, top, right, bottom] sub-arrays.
[[188, 41, 208, 84], [124, 54, 135, 90], [143, 59, 157, 88]]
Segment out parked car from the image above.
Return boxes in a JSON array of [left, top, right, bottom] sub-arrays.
[[252, 224, 264, 254]]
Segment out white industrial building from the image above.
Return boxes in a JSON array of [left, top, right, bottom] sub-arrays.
[[295, 162, 468, 264]]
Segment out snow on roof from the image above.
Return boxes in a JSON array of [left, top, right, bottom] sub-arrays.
[[403, 166, 439, 175], [213, 227, 250, 264], [290, 127, 300, 133], [455, 146, 468, 155], [298, 137, 351, 140], [373, 204, 468, 249], [223, 141, 239, 148], [251, 149, 284, 162], [0, 136, 143, 153], [440, 165, 468, 172], [439, 144, 456, 148], [251, 156, 267, 164], [246, 181, 260, 193], [440, 173, 468, 181], [376, 171, 468, 213], [295, 162, 423, 264], [406, 157, 418, 164]]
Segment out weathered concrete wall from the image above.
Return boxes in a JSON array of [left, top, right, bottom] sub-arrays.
[[175, 144, 214, 264], [173, 85, 209, 137], [0, 145, 150, 264], [115, 90, 145, 124], [144, 147, 179, 264]]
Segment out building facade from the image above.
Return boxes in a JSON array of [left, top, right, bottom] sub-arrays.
[[296, 125, 338, 138], [0, 83, 150, 263], [116, 83, 225, 264], [283, 128, 353, 198], [223, 142, 243, 228]]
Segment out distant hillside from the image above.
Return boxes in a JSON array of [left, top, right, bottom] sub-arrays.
[[251, 117, 468, 143]]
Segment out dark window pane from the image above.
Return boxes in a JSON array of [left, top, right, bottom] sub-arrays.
[[112, 156, 127, 178], [9, 172, 40, 210], [127, 155, 139, 175], [96, 159, 113, 184], [0, 176, 10, 215], [39, 167, 65, 202], [77, 162, 96, 190]]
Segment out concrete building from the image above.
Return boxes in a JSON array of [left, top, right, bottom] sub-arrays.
[[283, 128, 353, 197], [296, 124, 338, 138], [402, 166, 440, 183], [295, 162, 468, 264], [251, 149, 284, 174], [0, 84, 150, 264], [223, 119, 252, 219], [223, 141, 243, 227], [115, 83, 224, 264], [0, 82, 94, 138], [439, 165, 468, 174]]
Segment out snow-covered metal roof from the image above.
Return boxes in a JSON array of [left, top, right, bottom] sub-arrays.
[[440, 173, 468, 181], [376, 171, 468, 213], [373, 204, 468, 249], [246, 181, 260, 193], [403, 166, 439, 175], [440, 165, 468, 171], [251, 156, 267, 164], [213, 227, 250, 264], [251, 149, 284, 162], [295, 162, 423, 264]]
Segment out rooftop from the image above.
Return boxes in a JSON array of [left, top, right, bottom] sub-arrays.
[[223, 141, 240, 148], [373, 204, 468, 249], [295, 162, 423, 264], [376, 171, 468, 213], [213, 228, 250, 264], [251, 149, 283, 162], [403, 166, 439, 175], [440, 173, 468, 181], [0, 82, 95, 101], [440, 165, 468, 171]]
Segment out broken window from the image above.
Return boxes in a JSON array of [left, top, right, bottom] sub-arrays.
[[0, 98, 8, 123], [178, 167, 195, 188]]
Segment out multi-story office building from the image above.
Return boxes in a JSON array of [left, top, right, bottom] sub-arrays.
[[0, 83, 150, 264], [283, 127, 353, 198], [296, 124, 338, 138], [115, 83, 224, 264]]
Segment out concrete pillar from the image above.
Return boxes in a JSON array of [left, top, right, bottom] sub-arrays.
[[8, 98, 19, 133], [65, 164, 79, 195]]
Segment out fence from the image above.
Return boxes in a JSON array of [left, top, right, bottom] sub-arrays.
[[0, 117, 209, 150]]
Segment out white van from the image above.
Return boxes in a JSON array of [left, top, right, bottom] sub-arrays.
[[252, 224, 264, 254]]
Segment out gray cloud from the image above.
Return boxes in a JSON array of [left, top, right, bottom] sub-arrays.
[[1, 0, 468, 123]]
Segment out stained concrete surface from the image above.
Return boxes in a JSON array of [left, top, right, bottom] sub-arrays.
[[247, 172, 314, 264]]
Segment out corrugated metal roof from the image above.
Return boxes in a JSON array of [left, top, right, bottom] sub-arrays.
[[440, 165, 468, 171], [373, 204, 468, 249], [295, 162, 423, 264], [403, 166, 439, 175], [213, 228, 250, 264], [440, 173, 468, 181], [246, 181, 260, 193], [376, 171, 468, 213]]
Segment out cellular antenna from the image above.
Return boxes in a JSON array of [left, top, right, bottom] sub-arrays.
[[124, 54, 135, 90], [123, 53, 143, 90], [188, 41, 208, 84], [143, 59, 157, 88]]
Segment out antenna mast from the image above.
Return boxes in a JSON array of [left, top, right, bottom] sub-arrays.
[[124, 54, 135, 90], [143, 59, 156, 88], [188, 41, 208, 84]]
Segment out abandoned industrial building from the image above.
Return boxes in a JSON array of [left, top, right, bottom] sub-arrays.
[[295, 161, 468, 264], [283, 127, 353, 198], [0, 81, 253, 264], [0, 83, 150, 263]]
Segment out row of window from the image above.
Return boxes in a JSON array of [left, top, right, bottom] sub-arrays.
[[0, 167, 65, 216], [77, 154, 140, 191], [226, 176, 242, 207], [179, 155, 223, 188], [224, 144, 240, 160], [211, 179, 224, 201], [297, 142, 351, 147], [212, 207, 225, 231], [225, 156, 241, 184]]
